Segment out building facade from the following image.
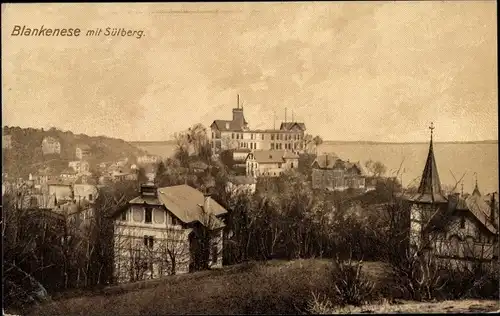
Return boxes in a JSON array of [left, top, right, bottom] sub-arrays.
[[137, 155, 161, 165], [245, 150, 299, 177], [41, 137, 61, 155], [68, 160, 90, 174], [210, 104, 306, 154], [311, 154, 366, 191], [403, 125, 498, 270], [76, 145, 91, 160], [3, 134, 12, 149], [112, 184, 227, 283]]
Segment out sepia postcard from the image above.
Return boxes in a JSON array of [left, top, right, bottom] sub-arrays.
[[1, 2, 498, 315]]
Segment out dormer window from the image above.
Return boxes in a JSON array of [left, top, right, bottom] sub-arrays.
[[145, 207, 152, 223], [121, 211, 127, 221]]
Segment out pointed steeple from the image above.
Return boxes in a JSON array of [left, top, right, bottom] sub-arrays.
[[472, 173, 481, 196], [414, 122, 447, 203]]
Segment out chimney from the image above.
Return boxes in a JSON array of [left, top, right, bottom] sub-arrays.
[[232, 101, 245, 127], [140, 182, 157, 198], [203, 193, 211, 213]]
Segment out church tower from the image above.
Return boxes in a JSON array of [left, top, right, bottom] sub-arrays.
[[406, 123, 448, 253]]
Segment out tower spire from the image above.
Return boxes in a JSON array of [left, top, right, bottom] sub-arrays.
[[415, 122, 446, 203], [237, 94, 240, 109], [472, 172, 481, 196]]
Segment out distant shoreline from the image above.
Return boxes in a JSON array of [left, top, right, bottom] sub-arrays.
[[130, 140, 498, 145]]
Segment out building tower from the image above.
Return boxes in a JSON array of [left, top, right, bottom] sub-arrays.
[[406, 122, 448, 253]]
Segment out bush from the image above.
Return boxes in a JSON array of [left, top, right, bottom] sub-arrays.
[[441, 264, 500, 300], [329, 255, 376, 306]]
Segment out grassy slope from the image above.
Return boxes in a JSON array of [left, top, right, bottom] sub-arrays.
[[25, 259, 498, 315]]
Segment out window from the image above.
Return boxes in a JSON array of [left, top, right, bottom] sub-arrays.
[[271, 134, 275, 140], [271, 143, 275, 150], [232, 133, 234, 139], [460, 216, 465, 229], [236, 134, 239, 140], [291, 162, 294, 168], [145, 207, 153, 223], [144, 235, 154, 249], [121, 211, 127, 221], [261, 134, 264, 140], [278, 163, 282, 168], [89, 194, 93, 201]]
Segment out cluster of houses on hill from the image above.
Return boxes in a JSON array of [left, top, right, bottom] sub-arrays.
[[210, 99, 369, 192]]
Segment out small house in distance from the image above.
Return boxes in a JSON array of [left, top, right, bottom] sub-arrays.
[[41, 137, 61, 155], [112, 183, 227, 283], [226, 175, 257, 195], [311, 153, 366, 191], [245, 150, 299, 177], [76, 144, 91, 160]]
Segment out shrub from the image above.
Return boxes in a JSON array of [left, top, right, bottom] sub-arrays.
[[329, 255, 375, 306], [307, 292, 333, 314]]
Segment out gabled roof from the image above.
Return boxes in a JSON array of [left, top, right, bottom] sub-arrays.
[[280, 122, 306, 131], [157, 185, 227, 228], [211, 120, 245, 132], [246, 150, 298, 164], [312, 153, 340, 169], [407, 129, 447, 204]]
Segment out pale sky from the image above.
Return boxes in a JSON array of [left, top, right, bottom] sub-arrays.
[[1, 2, 497, 142]]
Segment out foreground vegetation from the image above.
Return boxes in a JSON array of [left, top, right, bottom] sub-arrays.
[[22, 259, 499, 315]]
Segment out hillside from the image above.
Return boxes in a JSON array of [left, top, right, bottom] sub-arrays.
[[2, 126, 147, 179], [23, 259, 498, 316]]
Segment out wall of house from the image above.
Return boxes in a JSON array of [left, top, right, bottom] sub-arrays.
[[430, 214, 497, 261], [226, 182, 256, 195], [48, 185, 72, 200], [41, 139, 61, 155], [73, 184, 98, 202], [409, 203, 441, 251], [212, 128, 305, 153], [312, 168, 366, 191], [113, 205, 191, 283]]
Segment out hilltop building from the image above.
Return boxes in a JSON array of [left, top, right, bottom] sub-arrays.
[[311, 154, 367, 191], [210, 96, 306, 154], [402, 123, 498, 269], [41, 137, 61, 155]]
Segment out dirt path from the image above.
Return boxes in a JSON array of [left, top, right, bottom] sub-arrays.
[[330, 299, 499, 314]]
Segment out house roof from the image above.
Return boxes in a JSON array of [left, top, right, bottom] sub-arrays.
[[77, 144, 91, 150], [406, 131, 447, 204], [279, 122, 306, 131], [312, 153, 340, 169], [234, 148, 252, 153], [129, 195, 163, 205], [47, 180, 73, 186], [210, 119, 245, 132], [189, 161, 209, 170], [125, 185, 227, 229], [156, 185, 227, 225], [247, 150, 299, 164]]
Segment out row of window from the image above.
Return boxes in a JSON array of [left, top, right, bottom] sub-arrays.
[[120, 207, 181, 226], [227, 133, 303, 141]]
